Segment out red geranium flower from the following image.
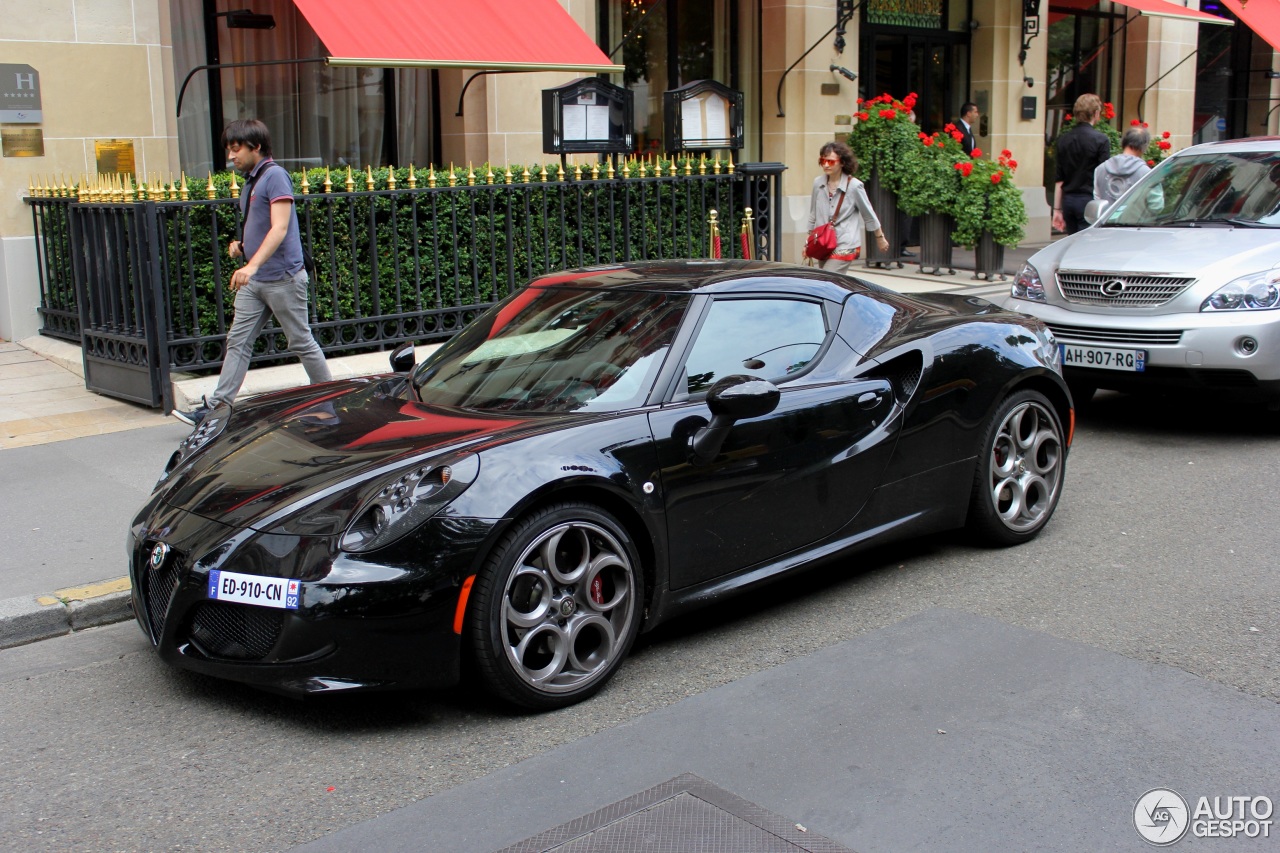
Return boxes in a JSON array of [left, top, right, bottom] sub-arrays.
[[991, 172, 1003, 184], [1001, 149, 1012, 158], [1147, 159, 1155, 166], [971, 148, 983, 158], [879, 109, 896, 119], [1162, 131, 1171, 139], [1065, 113, 1072, 121], [1131, 119, 1141, 126], [951, 130, 964, 142], [1158, 140, 1171, 150], [922, 137, 933, 146], [1009, 159, 1018, 168]]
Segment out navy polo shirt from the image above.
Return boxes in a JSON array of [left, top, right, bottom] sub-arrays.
[[241, 158, 303, 280]]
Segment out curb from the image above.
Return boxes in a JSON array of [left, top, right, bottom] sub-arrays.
[[0, 578, 133, 650]]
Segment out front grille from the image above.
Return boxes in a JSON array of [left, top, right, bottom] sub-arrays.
[[144, 556, 181, 642], [1047, 322, 1183, 346], [1057, 271, 1195, 307], [188, 601, 284, 661]]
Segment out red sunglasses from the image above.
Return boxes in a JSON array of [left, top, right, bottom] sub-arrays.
[[818, 157, 840, 166]]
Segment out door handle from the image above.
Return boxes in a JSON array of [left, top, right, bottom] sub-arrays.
[[857, 390, 885, 409]]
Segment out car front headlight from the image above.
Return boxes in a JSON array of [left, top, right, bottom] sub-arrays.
[[1010, 262, 1046, 302], [1202, 271, 1280, 312], [337, 453, 480, 553]]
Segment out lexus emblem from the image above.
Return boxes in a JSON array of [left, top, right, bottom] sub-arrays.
[[149, 542, 170, 570], [1100, 278, 1127, 297]]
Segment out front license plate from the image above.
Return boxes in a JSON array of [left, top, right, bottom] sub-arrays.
[[208, 569, 300, 609], [1060, 343, 1146, 372]]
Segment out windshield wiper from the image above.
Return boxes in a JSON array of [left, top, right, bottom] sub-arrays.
[[1158, 217, 1273, 228]]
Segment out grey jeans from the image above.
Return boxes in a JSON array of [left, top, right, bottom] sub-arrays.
[[208, 268, 332, 407]]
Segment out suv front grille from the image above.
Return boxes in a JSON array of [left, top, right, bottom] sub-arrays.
[[1057, 271, 1195, 307], [188, 601, 284, 661], [1047, 322, 1183, 346]]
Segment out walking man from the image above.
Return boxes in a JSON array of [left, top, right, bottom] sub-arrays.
[[174, 119, 331, 427], [957, 102, 979, 156], [1052, 94, 1111, 235]]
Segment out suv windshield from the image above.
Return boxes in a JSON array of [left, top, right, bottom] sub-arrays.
[[1102, 150, 1280, 228], [411, 287, 688, 413]]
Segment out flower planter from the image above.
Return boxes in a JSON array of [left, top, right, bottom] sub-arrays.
[[863, 168, 902, 269], [973, 230, 1006, 281], [918, 212, 955, 276]]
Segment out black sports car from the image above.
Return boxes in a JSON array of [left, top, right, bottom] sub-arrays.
[[129, 260, 1072, 709]]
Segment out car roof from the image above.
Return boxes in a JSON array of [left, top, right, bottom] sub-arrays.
[[524, 259, 880, 301], [1172, 136, 1280, 156]]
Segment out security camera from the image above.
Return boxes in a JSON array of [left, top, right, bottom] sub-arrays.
[[830, 64, 857, 83]]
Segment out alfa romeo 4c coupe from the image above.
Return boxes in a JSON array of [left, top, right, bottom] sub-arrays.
[[130, 260, 1072, 709]]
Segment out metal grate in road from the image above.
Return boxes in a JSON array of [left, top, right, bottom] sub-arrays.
[[492, 773, 856, 853]]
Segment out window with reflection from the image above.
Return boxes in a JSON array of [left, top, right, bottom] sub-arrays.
[[679, 298, 827, 396]]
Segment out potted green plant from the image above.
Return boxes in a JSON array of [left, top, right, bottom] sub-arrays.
[[897, 125, 966, 274], [847, 92, 920, 267], [951, 149, 1028, 280]]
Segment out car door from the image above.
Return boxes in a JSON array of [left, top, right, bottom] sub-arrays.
[[647, 295, 899, 590]]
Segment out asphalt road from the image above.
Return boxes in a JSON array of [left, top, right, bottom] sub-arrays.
[[0, 391, 1276, 852]]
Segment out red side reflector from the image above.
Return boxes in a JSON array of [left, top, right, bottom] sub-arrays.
[[1067, 408, 1076, 448], [453, 575, 476, 634]]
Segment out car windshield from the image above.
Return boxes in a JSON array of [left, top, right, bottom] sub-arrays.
[[1102, 149, 1280, 228], [411, 287, 689, 413]]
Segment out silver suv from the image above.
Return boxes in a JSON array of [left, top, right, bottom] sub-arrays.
[[1003, 138, 1280, 404]]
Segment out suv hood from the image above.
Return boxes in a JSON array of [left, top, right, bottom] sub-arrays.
[[1044, 226, 1279, 280]]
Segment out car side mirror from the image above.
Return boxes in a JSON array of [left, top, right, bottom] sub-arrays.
[[689, 375, 781, 465], [389, 341, 416, 373], [1084, 199, 1109, 225]]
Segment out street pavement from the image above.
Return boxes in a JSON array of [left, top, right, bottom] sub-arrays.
[[31, 244, 1280, 852]]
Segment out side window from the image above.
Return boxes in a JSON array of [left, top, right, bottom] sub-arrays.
[[680, 298, 827, 396]]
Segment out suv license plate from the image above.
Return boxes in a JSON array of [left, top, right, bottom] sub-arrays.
[[1060, 344, 1146, 372], [208, 569, 300, 609]]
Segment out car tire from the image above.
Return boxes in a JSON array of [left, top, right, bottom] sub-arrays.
[[967, 389, 1067, 546], [469, 502, 643, 710]]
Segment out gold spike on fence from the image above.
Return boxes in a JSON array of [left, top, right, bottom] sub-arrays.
[[448, 163, 457, 187], [557, 163, 565, 181], [323, 167, 333, 193], [539, 165, 548, 182], [228, 172, 240, 196], [345, 166, 355, 193], [503, 166, 513, 185], [467, 163, 476, 186], [179, 173, 190, 200], [407, 164, 417, 189], [386, 165, 396, 191], [366, 165, 375, 191], [300, 171, 311, 194]]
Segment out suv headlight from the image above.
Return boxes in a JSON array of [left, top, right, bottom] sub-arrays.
[[1202, 271, 1280, 311], [1010, 262, 1046, 302]]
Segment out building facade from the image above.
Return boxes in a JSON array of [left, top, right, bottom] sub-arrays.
[[3, 0, 1278, 342]]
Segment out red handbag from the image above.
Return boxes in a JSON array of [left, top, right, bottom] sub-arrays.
[[805, 179, 846, 261]]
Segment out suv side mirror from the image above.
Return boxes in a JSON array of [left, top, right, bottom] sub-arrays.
[[1084, 199, 1109, 225], [689, 375, 781, 464], [389, 341, 416, 373]]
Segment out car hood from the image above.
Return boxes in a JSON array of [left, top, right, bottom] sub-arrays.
[[156, 379, 585, 531], [1046, 226, 1278, 280]]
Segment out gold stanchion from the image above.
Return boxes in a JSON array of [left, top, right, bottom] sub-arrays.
[[740, 207, 754, 260], [708, 209, 721, 259]]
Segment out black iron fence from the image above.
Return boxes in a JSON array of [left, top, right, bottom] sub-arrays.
[[26, 161, 784, 409]]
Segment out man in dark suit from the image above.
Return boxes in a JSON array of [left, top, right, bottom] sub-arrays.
[[957, 102, 979, 155]]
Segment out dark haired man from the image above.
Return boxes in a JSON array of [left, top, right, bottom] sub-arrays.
[[174, 119, 331, 427], [957, 102, 979, 155]]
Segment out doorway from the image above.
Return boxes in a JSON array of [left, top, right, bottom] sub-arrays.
[[859, 30, 970, 134]]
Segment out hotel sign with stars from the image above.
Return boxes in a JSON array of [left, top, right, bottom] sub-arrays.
[[0, 65, 42, 123]]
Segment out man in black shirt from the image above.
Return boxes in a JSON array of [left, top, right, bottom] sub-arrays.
[[1053, 93, 1111, 234]]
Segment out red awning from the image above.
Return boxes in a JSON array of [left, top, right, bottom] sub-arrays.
[[292, 0, 623, 73], [1221, 0, 1280, 51], [1110, 0, 1232, 24]]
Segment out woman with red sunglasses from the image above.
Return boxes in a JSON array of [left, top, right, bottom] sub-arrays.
[[805, 141, 889, 274]]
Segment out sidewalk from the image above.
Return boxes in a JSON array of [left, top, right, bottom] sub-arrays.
[[0, 248, 1037, 650]]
